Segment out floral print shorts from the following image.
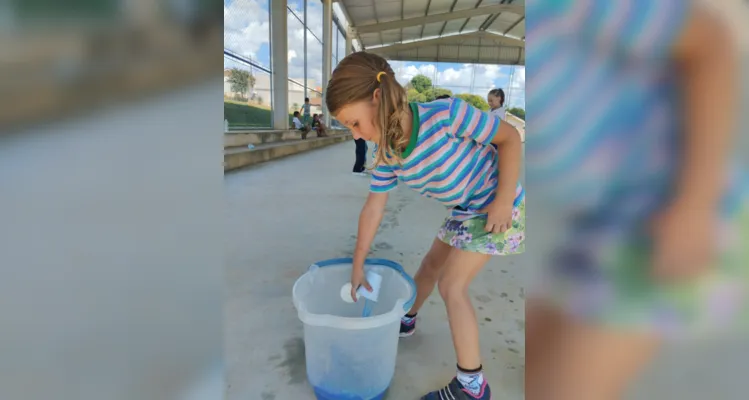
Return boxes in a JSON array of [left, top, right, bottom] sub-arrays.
[[437, 198, 526, 255], [531, 202, 749, 340]]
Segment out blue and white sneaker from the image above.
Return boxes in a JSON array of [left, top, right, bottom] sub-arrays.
[[399, 314, 416, 337], [421, 377, 491, 400]]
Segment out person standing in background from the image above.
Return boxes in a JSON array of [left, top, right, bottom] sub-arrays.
[[352, 138, 368, 176], [300, 97, 312, 127]]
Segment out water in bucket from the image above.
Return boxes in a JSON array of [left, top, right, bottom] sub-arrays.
[[292, 258, 416, 400]]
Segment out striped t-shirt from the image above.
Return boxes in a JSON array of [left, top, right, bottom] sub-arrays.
[[370, 98, 524, 212]]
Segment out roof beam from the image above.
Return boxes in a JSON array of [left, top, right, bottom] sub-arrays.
[[333, 1, 363, 51], [459, 0, 485, 33], [437, 0, 459, 37], [384, 53, 524, 66], [368, 31, 523, 54], [503, 16, 524, 34], [480, 13, 501, 31], [352, 4, 523, 34]]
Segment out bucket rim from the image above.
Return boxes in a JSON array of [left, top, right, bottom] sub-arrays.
[[307, 257, 416, 313]]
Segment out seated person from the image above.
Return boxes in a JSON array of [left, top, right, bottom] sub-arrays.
[[292, 111, 310, 139], [312, 114, 327, 137]]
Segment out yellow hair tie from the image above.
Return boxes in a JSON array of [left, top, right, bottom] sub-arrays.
[[376, 71, 386, 82]]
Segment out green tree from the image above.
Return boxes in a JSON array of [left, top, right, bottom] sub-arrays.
[[227, 68, 256, 98], [410, 74, 432, 93], [455, 93, 490, 111], [406, 88, 426, 103], [508, 107, 525, 120]]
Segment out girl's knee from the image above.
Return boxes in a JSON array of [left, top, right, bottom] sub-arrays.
[[437, 276, 465, 302], [420, 252, 443, 276]]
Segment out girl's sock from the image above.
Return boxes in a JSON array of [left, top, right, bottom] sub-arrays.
[[402, 312, 417, 324], [456, 364, 484, 396]]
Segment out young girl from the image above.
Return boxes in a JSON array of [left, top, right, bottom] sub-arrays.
[[326, 51, 524, 400], [525, 1, 748, 399], [487, 88, 506, 121]]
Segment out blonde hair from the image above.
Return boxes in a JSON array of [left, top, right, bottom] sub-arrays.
[[326, 52, 409, 166]]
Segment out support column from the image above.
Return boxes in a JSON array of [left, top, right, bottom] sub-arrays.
[[345, 28, 354, 56], [303, 0, 308, 100], [507, 66, 516, 108], [270, 0, 289, 130], [322, 0, 333, 126]]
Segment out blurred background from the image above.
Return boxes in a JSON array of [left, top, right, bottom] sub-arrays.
[[524, 1, 749, 399], [0, 1, 223, 400], [0, 0, 221, 130]]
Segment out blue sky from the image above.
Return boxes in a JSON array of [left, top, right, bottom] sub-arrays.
[[224, 0, 525, 108]]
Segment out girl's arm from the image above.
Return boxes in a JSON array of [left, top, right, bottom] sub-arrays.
[[352, 192, 389, 271], [672, 6, 738, 206], [490, 121, 523, 206], [649, 5, 738, 279]]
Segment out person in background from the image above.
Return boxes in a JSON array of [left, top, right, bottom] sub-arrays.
[[312, 114, 328, 137], [486, 89, 506, 121], [300, 97, 312, 127], [352, 137, 368, 176], [292, 111, 309, 139]]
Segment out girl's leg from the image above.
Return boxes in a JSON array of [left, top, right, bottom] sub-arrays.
[[420, 248, 492, 399], [399, 238, 451, 337], [437, 248, 491, 370], [525, 300, 661, 400], [407, 238, 452, 315], [524, 299, 565, 400]]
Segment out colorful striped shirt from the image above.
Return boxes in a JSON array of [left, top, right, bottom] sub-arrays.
[[370, 98, 524, 213], [526, 0, 747, 218]]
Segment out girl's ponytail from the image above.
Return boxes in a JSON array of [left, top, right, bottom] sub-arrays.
[[374, 71, 409, 166]]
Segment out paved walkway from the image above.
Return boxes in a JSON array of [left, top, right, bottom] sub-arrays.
[[225, 141, 527, 399], [225, 140, 749, 400]]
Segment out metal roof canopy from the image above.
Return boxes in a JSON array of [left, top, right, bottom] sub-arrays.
[[335, 0, 525, 66]]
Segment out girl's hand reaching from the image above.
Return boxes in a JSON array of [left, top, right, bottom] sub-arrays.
[[481, 197, 514, 234], [350, 266, 373, 302]]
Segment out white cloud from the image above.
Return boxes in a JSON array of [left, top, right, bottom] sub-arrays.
[[391, 61, 513, 96], [224, 0, 271, 61], [509, 66, 525, 90], [287, 2, 325, 85], [481, 64, 503, 80], [224, 0, 330, 87], [396, 64, 437, 84]]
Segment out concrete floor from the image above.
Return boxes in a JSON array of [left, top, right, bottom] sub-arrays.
[[225, 139, 749, 400], [225, 142, 526, 399]]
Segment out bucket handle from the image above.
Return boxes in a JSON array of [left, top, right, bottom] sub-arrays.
[[308, 257, 417, 313]]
